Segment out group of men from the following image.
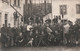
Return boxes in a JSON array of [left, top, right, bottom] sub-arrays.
[[1, 17, 80, 47], [1, 24, 14, 47]]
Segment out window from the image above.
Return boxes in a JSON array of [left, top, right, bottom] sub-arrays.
[[14, 0, 16, 5], [0, 13, 1, 29], [2, 0, 4, 3], [76, 4, 80, 14], [14, 0, 20, 7], [18, 0, 20, 6], [2, 0, 9, 3], [0, 13, 1, 18], [60, 5, 67, 15], [10, 0, 11, 4], [5, 14, 8, 27]]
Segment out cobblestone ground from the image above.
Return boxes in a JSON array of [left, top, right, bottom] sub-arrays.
[[0, 46, 80, 51]]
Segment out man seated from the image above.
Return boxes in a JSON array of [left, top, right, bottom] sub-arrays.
[[16, 32, 24, 46], [27, 29, 34, 46]]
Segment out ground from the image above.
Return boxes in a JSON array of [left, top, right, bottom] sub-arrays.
[[0, 42, 80, 51], [0, 46, 80, 51]]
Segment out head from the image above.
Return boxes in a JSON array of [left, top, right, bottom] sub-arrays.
[[59, 16, 61, 20], [14, 25, 17, 29], [34, 23, 37, 26], [29, 22, 32, 25], [41, 31, 44, 35], [3, 24, 5, 27], [8, 23, 11, 27], [35, 30, 38, 34], [37, 23, 41, 26]]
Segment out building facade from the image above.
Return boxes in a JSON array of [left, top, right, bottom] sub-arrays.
[[52, 0, 80, 24], [0, 0, 25, 28]]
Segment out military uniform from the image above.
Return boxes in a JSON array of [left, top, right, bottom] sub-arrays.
[[16, 34, 24, 46], [12, 28, 19, 46], [74, 24, 80, 44], [1, 27, 8, 47], [7, 27, 14, 46]]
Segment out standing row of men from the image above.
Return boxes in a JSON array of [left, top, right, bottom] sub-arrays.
[[1, 24, 14, 47]]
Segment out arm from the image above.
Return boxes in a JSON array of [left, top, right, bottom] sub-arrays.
[[19, 39, 23, 42]]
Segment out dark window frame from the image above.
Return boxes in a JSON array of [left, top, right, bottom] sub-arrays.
[[60, 5, 67, 15], [76, 4, 80, 14], [18, 0, 20, 6], [5, 14, 8, 27], [14, 0, 16, 5]]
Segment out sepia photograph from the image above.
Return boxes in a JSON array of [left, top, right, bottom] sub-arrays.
[[0, 0, 80, 51]]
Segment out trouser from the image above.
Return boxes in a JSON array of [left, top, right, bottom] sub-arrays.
[[13, 36, 17, 46], [70, 34, 74, 44], [1, 35, 8, 48], [1, 41, 7, 48], [8, 36, 13, 47], [75, 34, 79, 41], [73, 33, 79, 44], [23, 32, 28, 45], [65, 34, 70, 44]]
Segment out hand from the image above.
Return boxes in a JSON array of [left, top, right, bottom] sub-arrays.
[[48, 33, 51, 35], [19, 39, 23, 42]]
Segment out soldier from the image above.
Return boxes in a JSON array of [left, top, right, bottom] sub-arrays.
[[16, 32, 24, 46], [21, 25, 27, 46], [69, 22, 74, 45], [74, 23, 80, 45], [33, 29, 39, 46], [37, 31, 47, 46], [7, 24, 14, 47], [63, 21, 70, 45], [1, 24, 8, 47], [12, 26, 19, 46]]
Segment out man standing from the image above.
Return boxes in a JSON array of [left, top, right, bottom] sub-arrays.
[[1, 24, 8, 47], [7, 24, 14, 47], [12, 26, 19, 46], [74, 23, 80, 45], [63, 21, 70, 45]]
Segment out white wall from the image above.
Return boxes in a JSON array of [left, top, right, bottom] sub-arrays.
[[0, 0, 25, 27], [52, 0, 80, 24]]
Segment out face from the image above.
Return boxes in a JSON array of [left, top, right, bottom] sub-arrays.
[[14, 25, 16, 29], [36, 30, 38, 34], [3, 24, 5, 27], [29, 22, 31, 25], [41, 31, 44, 35], [8, 24, 11, 27], [30, 31, 33, 34], [35, 23, 37, 26], [19, 32, 22, 36]]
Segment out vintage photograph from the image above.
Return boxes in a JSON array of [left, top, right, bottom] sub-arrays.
[[0, 0, 80, 51]]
